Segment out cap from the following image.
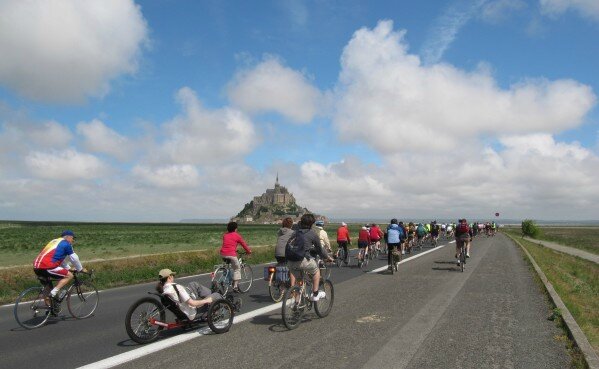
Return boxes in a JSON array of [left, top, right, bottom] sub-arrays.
[[341, 222, 347, 227], [61, 230, 75, 238], [158, 269, 176, 278]]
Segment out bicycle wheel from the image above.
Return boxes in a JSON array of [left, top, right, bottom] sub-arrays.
[[125, 297, 165, 344], [213, 267, 230, 296], [314, 280, 334, 318], [269, 281, 287, 303], [238, 264, 253, 293], [67, 281, 99, 319], [461, 251, 466, 272], [207, 299, 234, 334], [335, 249, 344, 267], [14, 287, 51, 329], [282, 286, 305, 330]]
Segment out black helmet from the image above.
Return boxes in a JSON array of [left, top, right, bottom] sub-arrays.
[[391, 218, 398, 224]]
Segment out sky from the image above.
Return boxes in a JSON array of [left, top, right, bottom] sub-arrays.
[[0, 0, 598, 222]]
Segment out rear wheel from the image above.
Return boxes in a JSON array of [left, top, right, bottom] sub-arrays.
[[314, 280, 334, 318], [67, 281, 99, 319], [14, 287, 51, 329], [125, 297, 165, 344], [269, 281, 287, 303], [207, 299, 234, 333], [282, 286, 304, 330], [238, 264, 253, 293]]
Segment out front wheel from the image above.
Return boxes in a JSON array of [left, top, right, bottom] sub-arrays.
[[125, 297, 165, 344], [14, 287, 51, 329], [212, 267, 230, 296], [238, 264, 253, 293], [282, 286, 305, 330], [207, 299, 234, 334], [67, 281, 99, 319], [314, 280, 334, 318]]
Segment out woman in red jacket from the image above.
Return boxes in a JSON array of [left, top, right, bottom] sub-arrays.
[[220, 222, 252, 292]]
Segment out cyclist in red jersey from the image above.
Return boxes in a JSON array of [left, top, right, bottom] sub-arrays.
[[369, 223, 384, 252], [336, 222, 351, 265]]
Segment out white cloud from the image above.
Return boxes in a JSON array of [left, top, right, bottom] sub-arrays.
[[76, 119, 131, 160], [334, 20, 596, 154], [480, 0, 527, 23], [1, 120, 72, 153], [132, 164, 200, 189], [159, 87, 258, 165], [227, 57, 322, 123], [25, 149, 110, 180], [540, 0, 599, 20], [0, 0, 149, 103]]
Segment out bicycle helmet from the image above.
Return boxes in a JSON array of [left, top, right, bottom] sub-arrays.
[[315, 220, 324, 227], [391, 218, 398, 224]]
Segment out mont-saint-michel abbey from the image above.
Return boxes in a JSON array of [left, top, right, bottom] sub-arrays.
[[231, 175, 325, 224]]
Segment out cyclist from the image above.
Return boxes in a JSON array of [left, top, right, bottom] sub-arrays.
[[275, 217, 296, 287], [416, 223, 427, 247], [357, 226, 371, 263], [287, 214, 333, 301], [156, 268, 221, 320], [386, 219, 404, 270], [33, 230, 87, 302], [430, 221, 440, 246], [369, 223, 384, 253], [406, 222, 416, 254], [314, 219, 332, 254], [491, 221, 497, 236], [336, 222, 351, 265], [455, 219, 471, 266], [220, 221, 252, 293]]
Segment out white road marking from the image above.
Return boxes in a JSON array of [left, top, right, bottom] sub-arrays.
[[369, 241, 453, 273]]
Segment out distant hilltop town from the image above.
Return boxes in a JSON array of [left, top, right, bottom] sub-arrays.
[[231, 175, 326, 224]]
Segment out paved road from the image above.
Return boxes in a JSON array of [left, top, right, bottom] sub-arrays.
[[523, 236, 599, 264], [0, 234, 570, 369]]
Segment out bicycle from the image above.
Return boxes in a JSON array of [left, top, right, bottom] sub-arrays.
[[265, 264, 290, 303], [389, 249, 401, 274], [334, 246, 350, 268], [457, 241, 467, 272], [316, 255, 332, 280], [357, 248, 369, 270], [211, 251, 253, 295], [281, 271, 334, 330], [368, 242, 379, 260], [14, 270, 99, 329], [125, 290, 238, 344]]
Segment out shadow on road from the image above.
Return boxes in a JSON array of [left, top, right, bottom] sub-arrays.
[[250, 313, 288, 332], [432, 261, 459, 272]]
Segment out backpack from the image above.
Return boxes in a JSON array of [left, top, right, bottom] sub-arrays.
[[285, 229, 308, 262], [457, 223, 469, 234]]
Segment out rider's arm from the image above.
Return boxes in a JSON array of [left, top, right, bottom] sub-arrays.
[[237, 234, 251, 254], [68, 252, 83, 271], [311, 233, 330, 260]]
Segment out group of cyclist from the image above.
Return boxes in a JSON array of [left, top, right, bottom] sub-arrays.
[[31, 217, 498, 322]]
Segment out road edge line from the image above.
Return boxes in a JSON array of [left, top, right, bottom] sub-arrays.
[[506, 233, 599, 369]]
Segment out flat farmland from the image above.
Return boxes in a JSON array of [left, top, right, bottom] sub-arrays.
[[0, 221, 365, 268], [537, 227, 599, 256]]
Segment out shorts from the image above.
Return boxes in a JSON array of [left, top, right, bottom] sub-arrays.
[[34, 267, 68, 283], [387, 242, 400, 250], [358, 241, 369, 249], [287, 258, 319, 279]]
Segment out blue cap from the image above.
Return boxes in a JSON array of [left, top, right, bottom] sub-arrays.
[[61, 230, 75, 237]]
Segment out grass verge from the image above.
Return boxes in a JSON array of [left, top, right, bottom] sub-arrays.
[[507, 234, 598, 368], [1, 245, 276, 305], [504, 227, 599, 256]]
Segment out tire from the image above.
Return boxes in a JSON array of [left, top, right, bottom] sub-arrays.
[[125, 297, 165, 344], [238, 264, 253, 293], [213, 267, 229, 296], [67, 281, 99, 319], [314, 280, 334, 318], [269, 281, 287, 303], [14, 287, 51, 329], [282, 286, 304, 330], [207, 299, 234, 334]]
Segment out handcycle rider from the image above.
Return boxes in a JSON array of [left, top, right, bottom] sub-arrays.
[[286, 214, 334, 302], [156, 268, 224, 320], [33, 230, 87, 303]]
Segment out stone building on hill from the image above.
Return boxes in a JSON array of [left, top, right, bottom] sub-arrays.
[[231, 174, 326, 224]]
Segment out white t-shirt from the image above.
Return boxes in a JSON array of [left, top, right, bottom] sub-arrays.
[[162, 283, 197, 320]]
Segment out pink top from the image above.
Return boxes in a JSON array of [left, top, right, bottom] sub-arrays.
[[220, 231, 251, 257]]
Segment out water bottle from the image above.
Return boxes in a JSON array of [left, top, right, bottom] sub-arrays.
[[58, 289, 67, 300]]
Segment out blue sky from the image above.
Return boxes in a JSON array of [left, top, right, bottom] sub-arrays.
[[0, 0, 598, 221]]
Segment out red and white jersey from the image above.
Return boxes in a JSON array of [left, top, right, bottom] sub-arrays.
[[33, 238, 74, 269]]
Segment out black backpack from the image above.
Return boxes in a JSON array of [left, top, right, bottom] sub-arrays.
[[285, 229, 308, 262]]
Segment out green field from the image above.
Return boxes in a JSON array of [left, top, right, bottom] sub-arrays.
[[505, 226, 599, 256], [0, 221, 366, 268]]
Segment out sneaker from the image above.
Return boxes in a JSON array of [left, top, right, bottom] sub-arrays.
[[401, 251, 405, 255], [457, 260, 461, 266], [309, 291, 326, 302], [466, 253, 470, 258]]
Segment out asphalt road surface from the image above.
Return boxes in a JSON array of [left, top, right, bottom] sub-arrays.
[[0, 234, 571, 369]]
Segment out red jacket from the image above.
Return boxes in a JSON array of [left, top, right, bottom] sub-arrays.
[[337, 226, 351, 242], [220, 231, 251, 257], [369, 226, 383, 241], [358, 229, 371, 243]]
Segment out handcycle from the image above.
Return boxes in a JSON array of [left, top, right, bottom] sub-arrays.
[[125, 290, 240, 344], [281, 270, 334, 330], [14, 270, 99, 329], [211, 251, 253, 295]]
